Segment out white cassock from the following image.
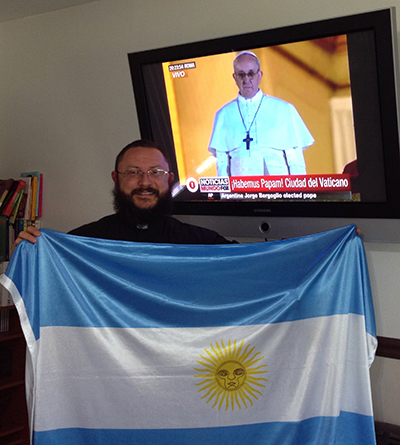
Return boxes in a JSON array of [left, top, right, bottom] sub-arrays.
[[208, 90, 314, 176]]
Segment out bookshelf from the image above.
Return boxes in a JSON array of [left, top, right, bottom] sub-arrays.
[[0, 173, 42, 445], [0, 306, 29, 445]]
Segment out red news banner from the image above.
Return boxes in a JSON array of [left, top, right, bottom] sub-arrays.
[[198, 174, 351, 197]]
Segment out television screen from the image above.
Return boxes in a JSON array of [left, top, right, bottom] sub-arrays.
[[128, 8, 400, 242]]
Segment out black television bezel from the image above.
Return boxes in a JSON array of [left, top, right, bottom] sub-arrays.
[[128, 8, 400, 223]]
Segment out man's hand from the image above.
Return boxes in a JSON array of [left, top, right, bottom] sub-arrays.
[[11, 225, 41, 256]]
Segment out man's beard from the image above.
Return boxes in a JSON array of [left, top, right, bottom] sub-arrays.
[[112, 183, 173, 225]]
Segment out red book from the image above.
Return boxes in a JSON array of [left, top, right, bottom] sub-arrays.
[[0, 179, 14, 207], [0, 180, 17, 213], [1, 180, 26, 217]]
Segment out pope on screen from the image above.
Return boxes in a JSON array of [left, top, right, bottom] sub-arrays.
[[208, 51, 314, 177]]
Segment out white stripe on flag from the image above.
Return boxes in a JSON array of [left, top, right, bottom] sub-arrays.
[[34, 314, 374, 432]]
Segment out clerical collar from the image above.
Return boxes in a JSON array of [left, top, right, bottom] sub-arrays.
[[237, 89, 264, 105]]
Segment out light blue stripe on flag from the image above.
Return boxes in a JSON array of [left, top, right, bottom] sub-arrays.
[[4, 225, 375, 334], [0, 225, 377, 445], [34, 412, 376, 445]]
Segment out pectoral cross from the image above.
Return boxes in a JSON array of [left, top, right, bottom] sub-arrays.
[[244, 132, 253, 150]]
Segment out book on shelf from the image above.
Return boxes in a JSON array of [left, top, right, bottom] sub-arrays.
[[1, 179, 26, 217], [18, 176, 32, 221], [16, 191, 28, 220], [10, 189, 24, 224], [21, 171, 42, 219], [0, 261, 12, 308], [0, 216, 8, 262], [0, 307, 10, 331], [0, 219, 11, 263], [0, 172, 43, 262], [0, 180, 18, 214], [0, 259, 12, 333], [0, 179, 14, 207], [30, 176, 38, 220]]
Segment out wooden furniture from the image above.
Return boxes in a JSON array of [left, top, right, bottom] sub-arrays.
[[0, 306, 29, 445]]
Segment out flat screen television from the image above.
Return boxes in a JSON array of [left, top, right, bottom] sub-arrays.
[[128, 8, 400, 242]]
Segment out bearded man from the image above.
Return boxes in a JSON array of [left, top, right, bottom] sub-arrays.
[[12, 140, 234, 251]]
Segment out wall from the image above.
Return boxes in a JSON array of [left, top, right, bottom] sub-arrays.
[[0, 0, 399, 425]]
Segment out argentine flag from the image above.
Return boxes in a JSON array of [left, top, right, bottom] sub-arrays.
[[0, 225, 377, 444]]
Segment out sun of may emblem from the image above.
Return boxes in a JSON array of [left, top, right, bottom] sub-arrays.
[[194, 339, 268, 411]]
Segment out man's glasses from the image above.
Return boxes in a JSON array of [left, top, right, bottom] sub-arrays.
[[117, 169, 170, 179], [235, 70, 259, 80]]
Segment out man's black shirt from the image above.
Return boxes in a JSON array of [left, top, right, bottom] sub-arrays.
[[68, 213, 236, 245]]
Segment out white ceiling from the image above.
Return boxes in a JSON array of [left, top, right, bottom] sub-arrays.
[[0, 0, 99, 23]]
